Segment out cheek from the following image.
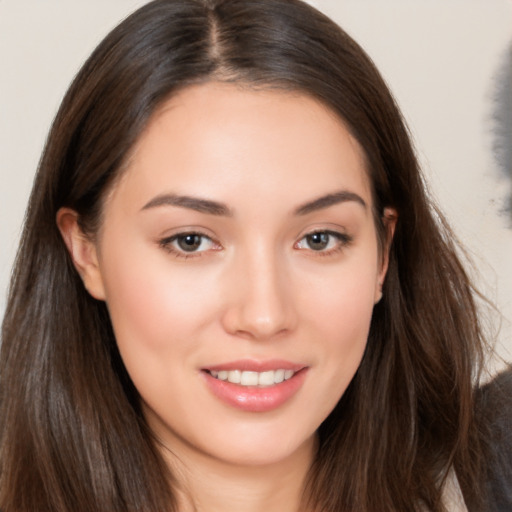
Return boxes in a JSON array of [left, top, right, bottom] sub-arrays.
[[299, 257, 378, 402], [98, 240, 220, 363], [301, 255, 378, 339], [325, 277, 376, 342]]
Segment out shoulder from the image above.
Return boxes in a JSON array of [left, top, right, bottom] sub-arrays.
[[475, 367, 512, 511]]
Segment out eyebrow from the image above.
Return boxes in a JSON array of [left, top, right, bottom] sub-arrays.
[[294, 190, 367, 215], [141, 194, 232, 216], [141, 189, 366, 217]]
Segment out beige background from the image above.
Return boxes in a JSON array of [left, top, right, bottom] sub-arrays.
[[1, 1, 511, 368]]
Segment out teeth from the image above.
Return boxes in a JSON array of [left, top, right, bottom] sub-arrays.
[[258, 370, 274, 386], [209, 369, 297, 387], [241, 371, 259, 386], [274, 369, 285, 383], [227, 370, 241, 384], [284, 369, 294, 380]]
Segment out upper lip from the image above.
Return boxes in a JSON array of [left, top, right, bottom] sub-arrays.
[[202, 359, 306, 373]]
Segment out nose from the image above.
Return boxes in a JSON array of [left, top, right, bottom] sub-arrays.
[[220, 246, 297, 341]]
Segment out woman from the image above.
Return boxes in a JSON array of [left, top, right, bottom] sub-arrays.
[[0, 0, 498, 510]]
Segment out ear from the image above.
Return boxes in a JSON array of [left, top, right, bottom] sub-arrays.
[[375, 207, 397, 303], [56, 208, 106, 301]]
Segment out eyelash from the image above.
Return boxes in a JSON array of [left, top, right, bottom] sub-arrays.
[[158, 232, 220, 259], [294, 230, 353, 256], [158, 229, 353, 259]]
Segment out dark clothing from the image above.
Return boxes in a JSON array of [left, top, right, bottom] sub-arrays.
[[470, 367, 512, 511]]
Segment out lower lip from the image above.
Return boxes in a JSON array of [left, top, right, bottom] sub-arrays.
[[202, 369, 307, 413]]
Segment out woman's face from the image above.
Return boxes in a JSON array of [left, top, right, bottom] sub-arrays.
[[82, 83, 391, 468]]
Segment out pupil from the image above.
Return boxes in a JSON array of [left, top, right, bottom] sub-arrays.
[[308, 232, 329, 250], [178, 234, 201, 251]]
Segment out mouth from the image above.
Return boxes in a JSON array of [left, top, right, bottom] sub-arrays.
[[201, 361, 308, 412], [207, 369, 296, 387]]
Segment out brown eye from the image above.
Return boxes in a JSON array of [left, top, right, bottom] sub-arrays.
[[295, 230, 352, 254], [176, 234, 203, 252], [160, 232, 218, 256], [305, 232, 330, 251]]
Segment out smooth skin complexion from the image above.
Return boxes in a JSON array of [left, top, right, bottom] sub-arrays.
[[58, 82, 396, 512]]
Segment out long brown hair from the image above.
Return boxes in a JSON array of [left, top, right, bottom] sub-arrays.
[[0, 1, 488, 510]]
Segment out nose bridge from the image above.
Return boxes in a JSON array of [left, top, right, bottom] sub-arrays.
[[222, 239, 295, 339]]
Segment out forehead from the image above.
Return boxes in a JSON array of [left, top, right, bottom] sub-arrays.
[[112, 82, 373, 213]]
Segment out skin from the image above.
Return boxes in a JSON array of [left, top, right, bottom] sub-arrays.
[[58, 82, 396, 512]]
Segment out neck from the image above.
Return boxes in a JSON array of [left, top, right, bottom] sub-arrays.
[[163, 436, 317, 512]]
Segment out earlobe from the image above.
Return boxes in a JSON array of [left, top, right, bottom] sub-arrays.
[[56, 208, 106, 301], [375, 207, 398, 304]]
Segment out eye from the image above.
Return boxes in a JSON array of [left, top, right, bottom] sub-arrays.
[[295, 230, 352, 253], [159, 232, 219, 256]]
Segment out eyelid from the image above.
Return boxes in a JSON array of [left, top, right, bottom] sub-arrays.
[[294, 229, 353, 255], [158, 230, 222, 259], [156, 226, 353, 259]]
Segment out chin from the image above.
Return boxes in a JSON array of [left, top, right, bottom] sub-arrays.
[[199, 423, 317, 468]]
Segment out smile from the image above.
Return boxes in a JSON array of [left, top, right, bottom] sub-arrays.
[[208, 369, 296, 387], [202, 362, 308, 412]]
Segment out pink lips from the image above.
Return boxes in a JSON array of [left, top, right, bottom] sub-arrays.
[[201, 359, 308, 413]]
